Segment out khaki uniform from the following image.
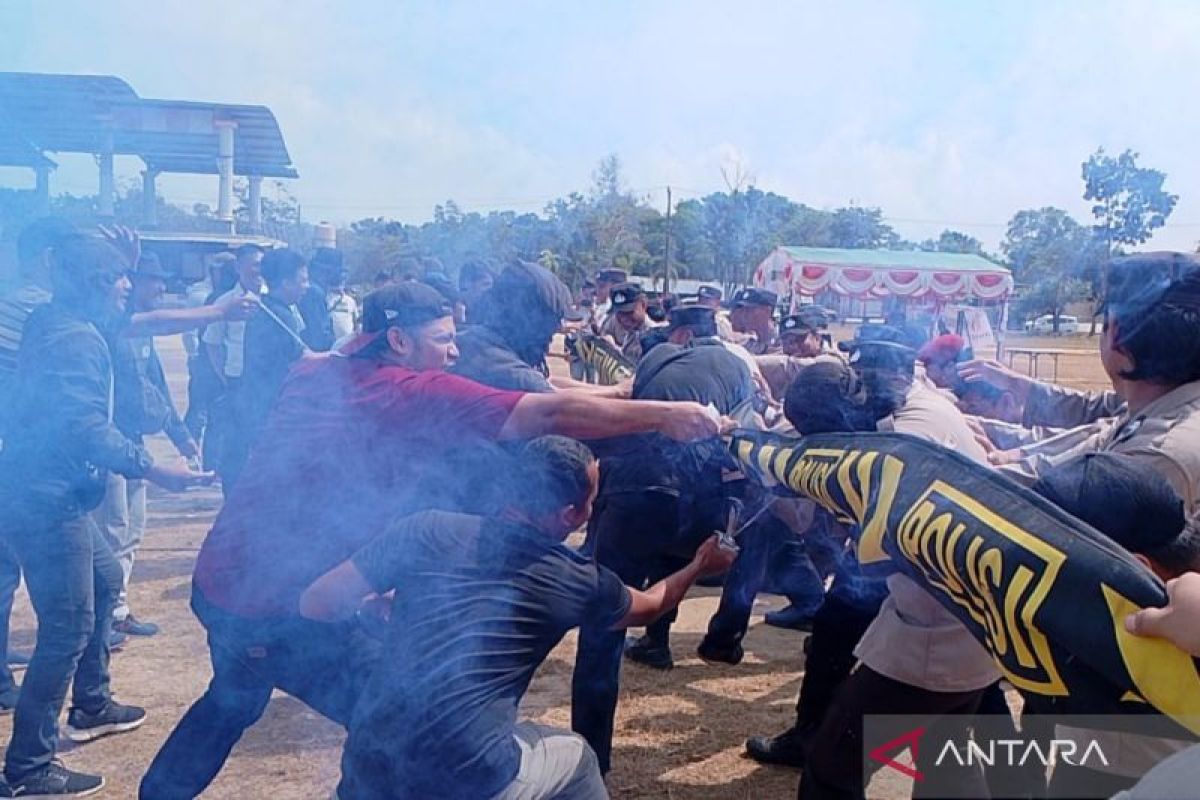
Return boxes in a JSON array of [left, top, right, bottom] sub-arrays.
[[856, 382, 1001, 693], [1002, 381, 1200, 514], [598, 312, 655, 363], [1022, 381, 1125, 429], [742, 329, 780, 357], [754, 352, 843, 402]]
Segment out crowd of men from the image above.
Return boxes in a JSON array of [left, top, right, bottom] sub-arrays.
[[0, 216, 1198, 800]]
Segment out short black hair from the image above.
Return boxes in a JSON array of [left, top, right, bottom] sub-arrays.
[[1032, 452, 1196, 574], [1106, 256, 1200, 385], [235, 243, 265, 261], [784, 361, 874, 435], [260, 249, 307, 289], [517, 436, 595, 516]]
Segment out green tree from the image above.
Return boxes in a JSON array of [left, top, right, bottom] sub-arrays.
[[828, 206, 898, 249], [922, 229, 986, 255], [1002, 208, 1103, 332]]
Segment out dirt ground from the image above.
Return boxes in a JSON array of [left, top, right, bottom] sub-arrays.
[[0, 330, 1108, 799]]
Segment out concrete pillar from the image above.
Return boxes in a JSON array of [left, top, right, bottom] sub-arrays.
[[98, 130, 115, 218], [215, 120, 237, 223], [142, 169, 159, 228], [248, 175, 263, 231], [34, 166, 51, 215]]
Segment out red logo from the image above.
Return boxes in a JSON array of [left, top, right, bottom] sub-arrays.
[[868, 726, 926, 781]]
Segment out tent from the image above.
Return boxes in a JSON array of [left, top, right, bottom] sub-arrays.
[[752, 246, 1012, 302]]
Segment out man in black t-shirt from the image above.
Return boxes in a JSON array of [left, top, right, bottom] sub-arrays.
[[299, 436, 733, 799]]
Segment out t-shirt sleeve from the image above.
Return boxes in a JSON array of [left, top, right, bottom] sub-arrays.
[[403, 371, 525, 438], [587, 564, 632, 629], [350, 511, 441, 593]]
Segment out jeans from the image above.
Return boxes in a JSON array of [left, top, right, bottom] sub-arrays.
[[0, 540, 21, 697], [92, 472, 147, 621], [1, 509, 120, 782], [492, 723, 609, 800], [705, 514, 826, 648], [571, 486, 725, 773], [183, 354, 221, 443], [140, 588, 381, 800]]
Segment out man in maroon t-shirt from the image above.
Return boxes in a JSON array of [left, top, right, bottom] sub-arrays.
[[141, 282, 722, 800]]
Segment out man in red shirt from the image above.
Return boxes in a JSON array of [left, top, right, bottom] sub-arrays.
[[140, 282, 721, 799]]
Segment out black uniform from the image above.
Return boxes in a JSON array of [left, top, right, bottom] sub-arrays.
[[570, 337, 752, 772]]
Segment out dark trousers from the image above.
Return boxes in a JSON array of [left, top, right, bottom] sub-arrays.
[[0, 540, 21, 697], [184, 355, 222, 444], [705, 514, 827, 648], [799, 666, 987, 800], [140, 588, 381, 800], [571, 488, 722, 773], [1, 510, 120, 782], [793, 584, 882, 730]]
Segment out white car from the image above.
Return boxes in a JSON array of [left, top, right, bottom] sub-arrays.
[[1025, 314, 1079, 334]]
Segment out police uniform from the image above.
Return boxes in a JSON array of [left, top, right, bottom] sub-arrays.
[[571, 305, 753, 773], [730, 288, 780, 356], [598, 282, 656, 362], [1021, 382, 1126, 429]]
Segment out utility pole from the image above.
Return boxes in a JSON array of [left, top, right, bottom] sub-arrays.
[[663, 186, 673, 294]]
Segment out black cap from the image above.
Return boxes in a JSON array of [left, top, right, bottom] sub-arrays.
[[667, 302, 716, 330], [17, 216, 77, 264], [610, 282, 645, 311], [697, 285, 723, 302], [596, 268, 628, 284], [1032, 452, 1186, 554], [362, 282, 453, 333], [732, 287, 778, 308], [838, 324, 916, 356], [133, 252, 169, 281], [781, 306, 831, 336], [423, 271, 459, 303], [491, 260, 572, 318]]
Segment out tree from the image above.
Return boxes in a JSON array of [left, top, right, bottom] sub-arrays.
[[1002, 208, 1104, 332], [1082, 148, 1178, 332], [922, 229, 985, 255], [828, 206, 898, 249]]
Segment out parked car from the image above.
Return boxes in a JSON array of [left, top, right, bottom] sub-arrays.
[[1025, 314, 1079, 334]]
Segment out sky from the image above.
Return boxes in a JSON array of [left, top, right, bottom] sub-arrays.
[[4, 0, 1200, 252]]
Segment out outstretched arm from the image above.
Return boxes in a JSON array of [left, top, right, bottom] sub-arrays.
[[614, 536, 735, 629], [499, 391, 721, 442]]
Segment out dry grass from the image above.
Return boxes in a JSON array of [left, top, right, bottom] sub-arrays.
[[0, 333, 1111, 798]]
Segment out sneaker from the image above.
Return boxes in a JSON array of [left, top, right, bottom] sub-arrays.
[[764, 604, 818, 632], [745, 725, 808, 768], [623, 634, 673, 670], [112, 615, 159, 637], [8, 760, 103, 797], [696, 636, 744, 666], [64, 701, 146, 743]]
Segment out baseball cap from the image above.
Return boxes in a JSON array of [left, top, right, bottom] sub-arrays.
[[1032, 452, 1186, 554], [667, 302, 715, 330], [732, 287, 778, 309], [362, 282, 453, 333], [780, 306, 831, 336], [610, 282, 645, 311], [491, 260, 572, 319], [17, 216, 77, 265], [596, 268, 628, 284], [838, 324, 917, 356]]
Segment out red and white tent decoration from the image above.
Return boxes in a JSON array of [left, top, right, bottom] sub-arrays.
[[752, 246, 1013, 302]]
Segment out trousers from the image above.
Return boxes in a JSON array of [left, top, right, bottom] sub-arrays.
[[140, 588, 381, 799], [1, 508, 120, 782], [92, 472, 147, 621], [571, 485, 726, 773]]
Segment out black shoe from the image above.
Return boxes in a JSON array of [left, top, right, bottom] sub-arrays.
[[64, 701, 146, 743], [696, 637, 744, 666], [745, 726, 807, 768], [8, 760, 103, 797], [623, 635, 673, 670], [764, 604, 818, 632], [112, 614, 159, 637]]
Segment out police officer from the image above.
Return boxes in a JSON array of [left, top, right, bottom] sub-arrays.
[[599, 282, 657, 362], [779, 307, 833, 358], [571, 302, 753, 773], [729, 288, 780, 355]]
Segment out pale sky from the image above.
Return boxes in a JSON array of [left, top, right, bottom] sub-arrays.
[[4, 0, 1200, 251]]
